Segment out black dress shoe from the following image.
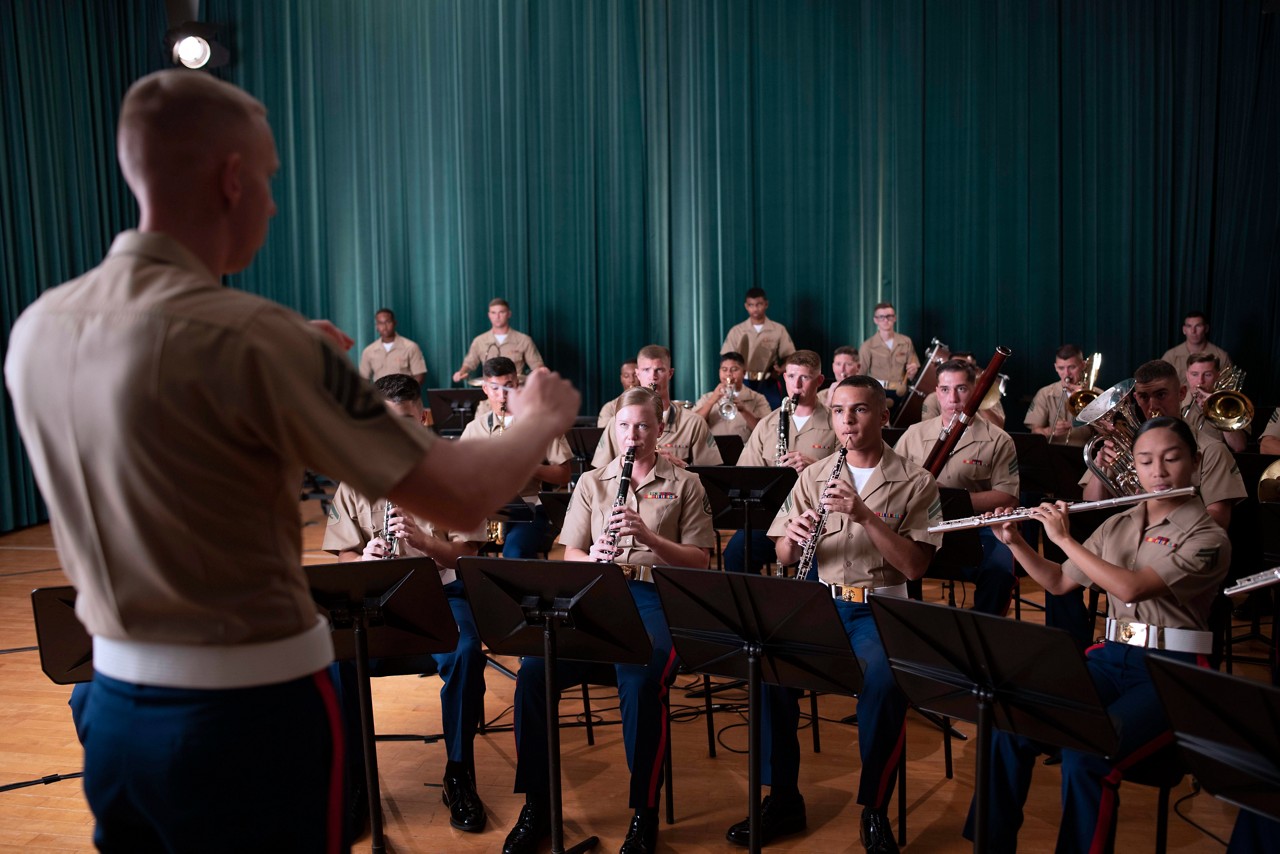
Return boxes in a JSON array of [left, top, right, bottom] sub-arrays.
[[725, 793, 807, 847], [618, 809, 659, 854], [502, 802, 550, 854], [441, 767, 487, 832], [860, 807, 899, 853]]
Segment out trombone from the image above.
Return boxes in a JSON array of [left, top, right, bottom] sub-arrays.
[[1182, 365, 1253, 432], [1066, 352, 1103, 418]]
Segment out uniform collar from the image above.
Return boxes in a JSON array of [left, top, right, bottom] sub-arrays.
[[850, 441, 913, 497], [108, 230, 219, 287], [602, 452, 674, 489], [1129, 494, 1209, 536]]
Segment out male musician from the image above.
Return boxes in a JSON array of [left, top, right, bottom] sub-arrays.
[[594, 345, 723, 467], [460, 357, 573, 559], [452, 298, 545, 383], [1023, 344, 1095, 446], [693, 351, 771, 442], [1261, 408, 1280, 456], [358, 307, 427, 383], [920, 352, 1005, 428], [724, 376, 941, 852], [4, 70, 580, 852], [599, 358, 642, 426], [858, 302, 920, 407], [721, 287, 797, 409], [896, 358, 1020, 615], [504, 387, 715, 854], [823, 346, 862, 408], [1082, 359, 1246, 530], [323, 373, 489, 832], [725, 350, 839, 574], [1160, 310, 1232, 379], [1183, 353, 1247, 453]]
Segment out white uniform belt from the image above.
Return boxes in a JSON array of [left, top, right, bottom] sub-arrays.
[[824, 582, 908, 603], [93, 616, 335, 690], [1104, 618, 1211, 654]]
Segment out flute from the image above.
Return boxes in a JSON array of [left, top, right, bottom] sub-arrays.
[[1225, 568, 1280, 597], [926, 486, 1197, 533]]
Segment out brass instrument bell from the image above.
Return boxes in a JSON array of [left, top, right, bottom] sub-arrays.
[[1075, 378, 1146, 496]]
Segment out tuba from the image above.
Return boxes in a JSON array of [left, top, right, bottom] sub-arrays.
[[1066, 352, 1103, 418], [1075, 378, 1146, 496]]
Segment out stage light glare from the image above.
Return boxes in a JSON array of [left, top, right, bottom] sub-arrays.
[[173, 35, 212, 69]]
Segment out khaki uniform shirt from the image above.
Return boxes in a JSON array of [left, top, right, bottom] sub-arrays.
[[1160, 340, 1232, 379], [1061, 498, 1230, 632], [598, 394, 623, 427], [459, 329, 544, 376], [459, 413, 572, 499], [738, 403, 840, 467], [859, 333, 921, 394], [359, 335, 427, 381], [895, 416, 1020, 499], [721, 318, 797, 376], [559, 455, 716, 579], [1025, 381, 1094, 447], [1079, 422, 1246, 507], [694, 385, 772, 441], [922, 392, 1005, 424], [594, 405, 723, 467], [4, 231, 430, 646], [1262, 407, 1280, 442], [768, 444, 942, 588], [322, 485, 483, 585]]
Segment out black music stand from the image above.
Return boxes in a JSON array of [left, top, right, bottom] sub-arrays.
[[712, 433, 746, 466], [688, 466, 797, 574], [1147, 656, 1280, 823], [567, 426, 605, 486], [30, 586, 92, 684], [539, 491, 572, 532], [427, 388, 485, 436], [651, 567, 862, 854], [307, 558, 460, 854], [870, 597, 1117, 854], [457, 557, 652, 854]]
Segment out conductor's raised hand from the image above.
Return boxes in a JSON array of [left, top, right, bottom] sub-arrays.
[[508, 368, 580, 434]]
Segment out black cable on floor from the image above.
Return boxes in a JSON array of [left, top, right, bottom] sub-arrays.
[[0, 772, 83, 793], [1172, 780, 1230, 847]]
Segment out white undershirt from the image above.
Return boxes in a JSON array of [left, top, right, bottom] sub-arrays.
[[792, 414, 811, 430], [752, 323, 764, 333], [850, 466, 876, 494], [495, 333, 509, 344], [382, 341, 395, 352]]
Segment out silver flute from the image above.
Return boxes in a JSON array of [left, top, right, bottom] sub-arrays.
[[1225, 568, 1280, 596], [926, 486, 1197, 533]]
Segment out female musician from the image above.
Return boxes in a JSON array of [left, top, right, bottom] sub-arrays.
[[965, 416, 1230, 853], [503, 387, 715, 854]]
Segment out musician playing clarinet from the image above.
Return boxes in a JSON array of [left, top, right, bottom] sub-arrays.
[[965, 416, 1230, 853], [724, 376, 941, 853], [503, 387, 715, 854]]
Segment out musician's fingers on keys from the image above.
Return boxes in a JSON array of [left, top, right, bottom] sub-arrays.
[[785, 511, 819, 545], [820, 480, 856, 515]]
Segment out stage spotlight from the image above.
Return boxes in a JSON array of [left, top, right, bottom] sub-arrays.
[[165, 21, 229, 70]]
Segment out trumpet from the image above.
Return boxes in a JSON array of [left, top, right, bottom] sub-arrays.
[[718, 381, 739, 420], [927, 487, 1197, 533], [1075, 378, 1146, 496]]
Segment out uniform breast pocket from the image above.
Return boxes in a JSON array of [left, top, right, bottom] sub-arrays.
[[819, 513, 847, 541], [395, 353, 414, 372]]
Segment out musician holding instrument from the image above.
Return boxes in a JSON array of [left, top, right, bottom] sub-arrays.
[[896, 357, 1020, 615], [451, 297, 545, 383], [595, 344, 723, 467], [823, 345, 862, 408], [1082, 360, 1245, 530], [724, 351, 839, 574], [920, 351, 1006, 429], [1023, 344, 1095, 446], [964, 417, 1230, 854], [358, 307, 427, 383], [1182, 353, 1247, 453], [858, 302, 920, 407], [504, 387, 715, 854], [723, 376, 941, 852], [322, 373, 491, 833], [1261, 407, 1280, 456], [693, 350, 771, 441], [721, 287, 797, 409], [458, 357, 573, 559], [1160, 309, 1232, 379], [598, 359, 642, 426]]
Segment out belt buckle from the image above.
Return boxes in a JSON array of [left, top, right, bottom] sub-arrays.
[[1118, 622, 1150, 646], [619, 564, 644, 582], [836, 586, 867, 603], [1118, 622, 1136, 643]]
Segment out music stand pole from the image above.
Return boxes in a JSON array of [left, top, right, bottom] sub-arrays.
[[539, 602, 598, 854], [348, 612, 388, 853], [746, 642, 763, 853]]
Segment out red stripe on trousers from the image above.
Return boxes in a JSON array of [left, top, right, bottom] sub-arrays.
[[645, 647, 680, 808], [313, 671, 346, 854], [874, 721, 907, 809]]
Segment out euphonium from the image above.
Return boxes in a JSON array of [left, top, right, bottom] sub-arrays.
[[1202, 366, 1253, 432], [598, 446, 637, 562], [775, 394, 799, 466], [794, 447, 848, 581], [381, 500, 400, 559], [1067, 352, 1103, 417], [1075, 378, 1145, 496]]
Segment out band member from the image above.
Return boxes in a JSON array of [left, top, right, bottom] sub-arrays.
[[1160, 310, 1232, 378], [1083, 360, 1245, 530], [452, 297, 545, 383], [920, 352, 1005, 428], [323, 373, 489, 832], [358, 307, 427, 384], [721, 287, 797, 409], [503, 387, 715, 854], [858, 302, 920, 407], [4, 70, 580, 852], [726, 350, 838, 574], [1183, 353, 1247, 453], [1023, 344, 1095, 446], [965, 417, 1230, 853], [693, 351, 771, 441], [1261, 408, 1280, 456], [460, 357, 573, 558], [595, 345, 723, 467], [823, 346, 862, 408], [724, 376, 941, 852], [599, 359, 642, 426], [896, 358, 1020, 615]]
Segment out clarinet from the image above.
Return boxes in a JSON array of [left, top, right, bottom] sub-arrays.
[[598, 446, 637, 562], [775, 394, 800, 466], [381, 500, 399, 559], [794, 447, 848, 581]]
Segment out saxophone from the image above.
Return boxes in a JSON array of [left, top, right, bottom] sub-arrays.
[[598, 446, 637, 562], [775, 394, 800, 466], [794, 447, 848, 581], [381, 500, 400, 559]]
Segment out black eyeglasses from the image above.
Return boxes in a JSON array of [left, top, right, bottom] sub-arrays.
[[874, 313, 896, 320]]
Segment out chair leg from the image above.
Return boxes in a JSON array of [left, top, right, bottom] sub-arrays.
[[897, 733, 907, 846], [702, 674, 717, 757], [1155, 783, 1170, 854], [664, 707, 675, 825], [809, 691, 821, 753], [943, 715, 953, 779], [581, 683, 595, 746]]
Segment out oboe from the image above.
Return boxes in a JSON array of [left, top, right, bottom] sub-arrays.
[[775, 394, 799, 466], [381, 500, 399, 559], [598, 446, 637, 562], [926, 486, 1197, 533], [794, 447, 848, 581]]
